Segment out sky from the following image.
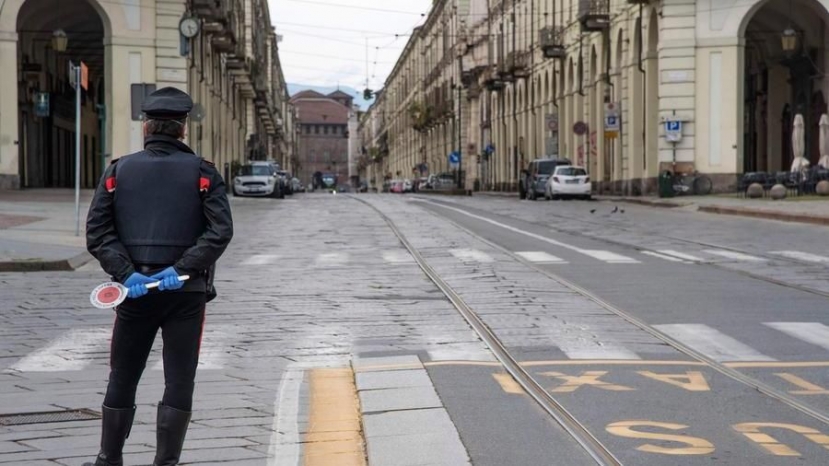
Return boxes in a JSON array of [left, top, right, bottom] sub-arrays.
[[270, 0, 434, 94]]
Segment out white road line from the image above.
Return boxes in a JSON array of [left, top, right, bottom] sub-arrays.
[[515, 251, 567, 264], [703, 250, 766, 262], [242, 254, 280, 266], [268, 369, 303, 466], [450, 248, 495, 263], [315, 252, 349, 267], [770, 251, 829, 263], [382, 250, 415, 264], [764, 322, 829, 352], [6, 328, 111, 372], [416, 200, 644, 264], [580, 250, 640, 264], [654, 324, 776, 362], [657, 250, 706, 262], [558, 344, 641, 360], [641, 251, 688, 263]]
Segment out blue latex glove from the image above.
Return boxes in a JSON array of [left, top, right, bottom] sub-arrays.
[[123, 273, 155, 299], [150, 267, 185, 292]]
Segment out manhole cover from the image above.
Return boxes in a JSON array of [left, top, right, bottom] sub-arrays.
[[0, 408, 100, 426]]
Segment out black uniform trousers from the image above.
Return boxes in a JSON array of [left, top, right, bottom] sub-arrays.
[[105, 292, 207, 412]]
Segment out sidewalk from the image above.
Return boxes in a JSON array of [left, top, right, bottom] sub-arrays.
[[0, 189, 94, 271], [597, 194, 829, 226]]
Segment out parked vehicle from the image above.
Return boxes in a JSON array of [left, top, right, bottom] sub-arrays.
[[233, 161, 282, 198], [275, 171, 292, 195], [546, 166, 591, 200], [390, 180, 404, 193], [520, 158, 572, 200], [402, 179, 413, 193], [291, 178, 304, 193]]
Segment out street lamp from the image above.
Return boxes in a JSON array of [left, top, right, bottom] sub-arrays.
[[52, 29, 68, 53], [781, 27, 798, 54]]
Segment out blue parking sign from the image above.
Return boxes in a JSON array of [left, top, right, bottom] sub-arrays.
[[666, 120, 681, 132]]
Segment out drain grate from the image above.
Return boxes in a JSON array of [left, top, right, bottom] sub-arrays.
[[0, 408, 100, 426]]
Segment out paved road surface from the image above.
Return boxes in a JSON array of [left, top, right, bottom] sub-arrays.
[[1, 192, 828, 465]]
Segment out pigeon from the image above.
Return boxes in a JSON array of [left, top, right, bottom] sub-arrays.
[[611, 206, 619, 213], [620, 209, 625, 214], [590, 209, 596, 214]]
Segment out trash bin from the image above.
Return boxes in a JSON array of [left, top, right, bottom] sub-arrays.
[[658, 170, 674, 198]]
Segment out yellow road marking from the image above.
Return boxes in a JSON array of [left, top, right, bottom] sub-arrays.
[[637, 371, 710, 392], [492, 373, 525, 394], [733, 422, 829, 456], [540, 371, 635, 393], [606, 421, 715, 455], [776, 373, 829, 395], [725, 361, 829, 368], [304, 368, 367, 466]]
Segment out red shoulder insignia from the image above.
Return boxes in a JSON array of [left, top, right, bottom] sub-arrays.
[[199, 177, 211, 193], [105, 176, 116, 193]]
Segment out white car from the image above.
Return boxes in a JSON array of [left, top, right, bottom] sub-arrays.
[[233, 162, 280, 197], [546, 166, 591, 200]]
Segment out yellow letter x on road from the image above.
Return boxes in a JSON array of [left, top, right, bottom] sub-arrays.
[[540, 371, 635, 393]]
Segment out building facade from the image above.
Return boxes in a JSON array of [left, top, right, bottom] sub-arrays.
[[291, 90, 353, 186], [362, 0, 829, 194], [0, 0, 294, 190]]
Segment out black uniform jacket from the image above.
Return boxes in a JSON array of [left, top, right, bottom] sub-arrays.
[[86, 135, 233, 295]]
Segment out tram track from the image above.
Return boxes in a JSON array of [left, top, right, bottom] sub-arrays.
[[353, 196, 624, 466], [421, 196, 829, 300], [405, 197, 829, 429]]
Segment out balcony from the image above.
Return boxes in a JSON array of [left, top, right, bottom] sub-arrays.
[[626, 0, 649, 3], [507, 51, 530, 79], [540, 27, 566, 59], [578, 0, 610, 32], [193, 0, 222, 21], [482, 67, 505, 92]]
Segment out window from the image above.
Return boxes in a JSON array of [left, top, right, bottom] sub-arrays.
[[315, 126, 320, 134], [332, 126, 338, 135], [324, 126, 329, 135]]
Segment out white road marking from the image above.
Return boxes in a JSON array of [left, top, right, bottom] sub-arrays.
[[764, 322, 829, 352], [654, 324, 776, 362], [382, 250, 415, 264], [315, 252, 349, 267], [657, 250, 706, 262], [268, 369, 303, 466], [450, 248, 495, 263], [580, 250, 640, 264], [703, 250, 766, 262], [415, 200, 643, 264], [770, 251, 829, 263], [558, 344, 641, 360], [641, 251, 688, 263], [6, 328, 111, 372], [515, 251, 567, 264], [242, 254, 280, 266]]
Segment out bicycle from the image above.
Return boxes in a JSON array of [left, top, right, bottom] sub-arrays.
[[670, 170, 713, 196]]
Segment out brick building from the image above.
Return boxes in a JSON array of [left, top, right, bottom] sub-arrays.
[[291, 90, 353, 187]]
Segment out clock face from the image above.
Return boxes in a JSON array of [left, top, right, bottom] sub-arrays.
[[180, 18, 199, 38]]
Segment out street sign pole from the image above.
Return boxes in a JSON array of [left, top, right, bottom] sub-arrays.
[[73, 63, 82, 237]]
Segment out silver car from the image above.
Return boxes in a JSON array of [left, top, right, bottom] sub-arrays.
[[232, 162, 280, 197]]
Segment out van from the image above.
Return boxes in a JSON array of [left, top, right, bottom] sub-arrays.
[[520, 158, 572, 200]]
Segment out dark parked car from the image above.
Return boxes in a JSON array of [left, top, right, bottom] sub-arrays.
[[520, 158, 572, 200]]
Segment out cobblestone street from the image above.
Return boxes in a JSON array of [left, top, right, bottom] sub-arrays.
[[3, 193, 829, 465]]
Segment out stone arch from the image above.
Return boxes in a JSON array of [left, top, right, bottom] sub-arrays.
[[1, 0, 113, 36], [736, 0, 829, 38]]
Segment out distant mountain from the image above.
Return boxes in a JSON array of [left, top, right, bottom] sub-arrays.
[[288, 83, 375, 110]]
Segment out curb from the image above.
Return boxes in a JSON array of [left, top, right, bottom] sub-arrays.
[[0, 251, 94, 273], [698, 205, 829, 226]]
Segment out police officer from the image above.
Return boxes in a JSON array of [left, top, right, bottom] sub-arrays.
[[84, 87, 233, 466]]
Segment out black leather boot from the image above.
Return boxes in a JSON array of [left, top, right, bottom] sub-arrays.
[[82, 405, 136, 466], [152, 404, 192, 466]]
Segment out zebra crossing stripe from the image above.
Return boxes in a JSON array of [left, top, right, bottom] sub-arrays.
[[641, 251, 689, 263], [657, 250, 706, 262], [382, 250, 415, 264], [558, 344, 641, 360], [315, 252, 350, 267], [151, 328, 229, 371], [242, 254, 280, 266], [654, 324, 776, 362], [580, 250, 640, 264], [515, 251, 567, 264], [770, 251, 829, 263], [450, 248, 495, 263], [703, 250, 766, 262], [764, 323, 829, 352], [6, 328, 111, 373]]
